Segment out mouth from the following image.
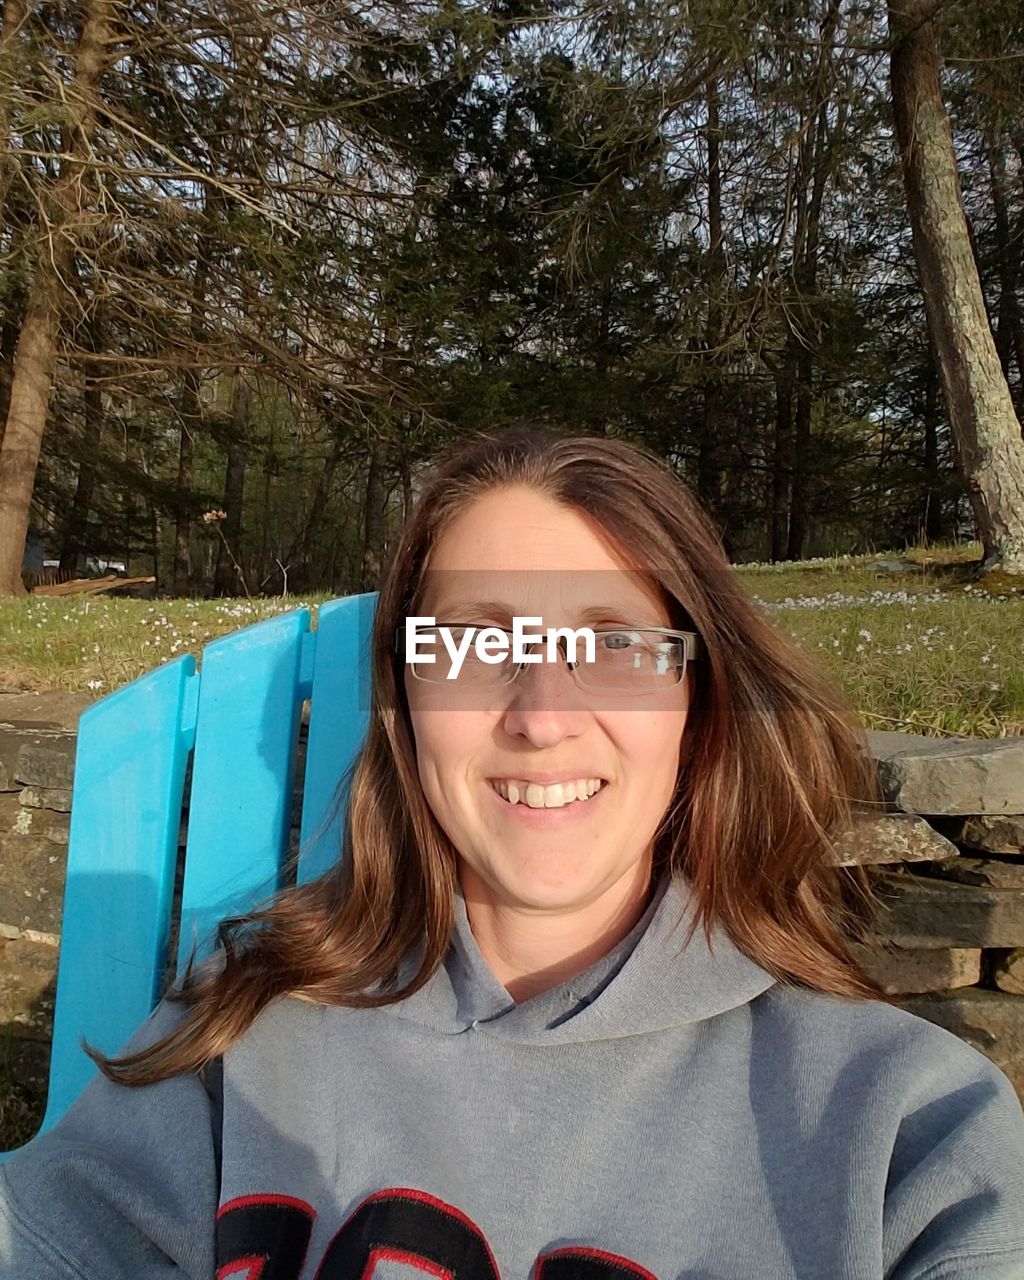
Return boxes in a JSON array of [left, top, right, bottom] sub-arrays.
[[487, 777, 607, 810]]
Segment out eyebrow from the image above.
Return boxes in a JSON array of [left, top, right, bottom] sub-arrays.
[[427, 600, 666, 627]]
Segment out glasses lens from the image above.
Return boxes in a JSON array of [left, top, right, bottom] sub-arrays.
[[403, 626, 688, 694], [574, 630, 685, 693]]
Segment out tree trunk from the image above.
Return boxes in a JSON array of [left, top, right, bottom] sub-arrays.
[[787, 348, 813, 561], [149, 496, 161, 591], [213, 375, 252, 597], [60, 307, 103, 572], [359, 436, 387, 592], [922, 351, 944, 543], [172, 402, 195, 595], [591, 286, 612, 438], [770, 353, 796, 561], [60, 364, 102, 573], [0, 0, 27, 229], [259, 423, 276, 586], [987, 136, 1024, 405], [0, 0, 113, 595], [0, 276, 25, 448], [400, 434, 413, 525], [697, 75, 725, 516], [290, 431, 344, 591], [359, 319, 400, 591], [173, 249, 210, 595], [0, 275, 63, 593], [888, 0, 1024, 575], [787, 7, 837, 562]]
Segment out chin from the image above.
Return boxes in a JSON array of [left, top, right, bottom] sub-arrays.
[[481, 863, 622, 913]]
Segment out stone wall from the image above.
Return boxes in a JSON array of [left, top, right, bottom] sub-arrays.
[[844, 733, 1024, 1096], [1, 704, 1023, 1144], [0, 706, 80, 1143]]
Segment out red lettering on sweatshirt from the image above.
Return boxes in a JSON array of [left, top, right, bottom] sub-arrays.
[[216, 1187, 658, 1280], [217, 1194, 315, 1280]]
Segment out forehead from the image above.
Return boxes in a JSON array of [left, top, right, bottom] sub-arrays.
[[417, 570, 670, 627], [419, 489, 671, 623], [427, 487, 638, 575]]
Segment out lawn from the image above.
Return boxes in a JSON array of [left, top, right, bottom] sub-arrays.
[[735, 546, 1024, 738], [1, 543, 1022, 738]]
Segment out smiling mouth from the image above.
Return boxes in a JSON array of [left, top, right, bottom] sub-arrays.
[[488, 778, 607, 809]]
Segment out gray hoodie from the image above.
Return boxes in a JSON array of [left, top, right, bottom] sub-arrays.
[[1, 873, 1023, 1279]]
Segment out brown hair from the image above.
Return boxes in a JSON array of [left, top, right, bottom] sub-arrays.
[[92, 425, 882, 1086]]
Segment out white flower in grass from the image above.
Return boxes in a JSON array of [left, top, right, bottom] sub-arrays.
[[86, 679, 104, 691]]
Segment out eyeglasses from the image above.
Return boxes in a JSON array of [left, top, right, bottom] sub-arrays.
[[397, 625, 704, 695]]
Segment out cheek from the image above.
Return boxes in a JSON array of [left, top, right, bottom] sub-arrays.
[[628, 709, 689, 805], [632, 702, 689, 761], [405, 706, 487, 799], [655, 721, 687, 776]]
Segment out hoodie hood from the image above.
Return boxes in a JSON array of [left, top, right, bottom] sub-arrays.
[[385, 873, 777, 1044]]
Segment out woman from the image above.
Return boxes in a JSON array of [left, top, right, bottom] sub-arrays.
[[1, 426, 1022, 1280]]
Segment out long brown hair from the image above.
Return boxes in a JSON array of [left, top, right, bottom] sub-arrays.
[[93, 425, 882, 1086]]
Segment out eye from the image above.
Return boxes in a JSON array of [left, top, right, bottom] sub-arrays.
[[602, 631, 641, 650]]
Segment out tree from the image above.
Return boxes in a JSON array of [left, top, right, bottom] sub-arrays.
[[0, 0, 115, 594], [888, 0, 1024, 576]]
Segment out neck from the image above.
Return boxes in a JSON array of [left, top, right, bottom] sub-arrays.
[[459, 862, 655, 1002]]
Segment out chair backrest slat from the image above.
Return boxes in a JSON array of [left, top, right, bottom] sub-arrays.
[[176, 610, 311, 970], [297, 594, 376, 885], [34, 656, 199, 1140]]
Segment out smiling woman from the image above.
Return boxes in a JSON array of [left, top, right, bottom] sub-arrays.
[[402, 488, 697, 998], [1, 426, 1023, 1280]]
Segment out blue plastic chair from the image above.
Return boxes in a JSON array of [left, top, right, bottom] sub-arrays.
[[0, 593, 378, 1161]]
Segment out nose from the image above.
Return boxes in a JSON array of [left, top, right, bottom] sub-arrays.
[[500, 646, 589, 746]]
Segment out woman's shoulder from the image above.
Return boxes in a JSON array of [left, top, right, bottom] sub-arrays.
[[759, 981, 1023, 1120], [766, 990, 1024, 1275]]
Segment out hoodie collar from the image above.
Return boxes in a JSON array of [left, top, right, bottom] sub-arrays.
[[385, 874, 776, 1044]]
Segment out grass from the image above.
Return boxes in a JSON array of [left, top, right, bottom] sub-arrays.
[[739, 560, 1024, 738], [1, 542, 1022, 737], [0, 594, 331, 694]]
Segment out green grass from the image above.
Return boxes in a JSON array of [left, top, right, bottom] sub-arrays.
[[1, 544, 1022, 738], [0, 594, 332, 694], [734, 543, 1024, 737]]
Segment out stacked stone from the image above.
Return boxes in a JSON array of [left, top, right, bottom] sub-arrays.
[[839, 732, 1024, 1096], [0, 719, 76, 1113]]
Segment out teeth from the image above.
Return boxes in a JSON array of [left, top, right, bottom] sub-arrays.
[[543, 786, 563, 808], [491, 778, 604, 809]]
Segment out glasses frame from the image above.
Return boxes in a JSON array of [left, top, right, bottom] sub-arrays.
[[396, 624, 705, 693]]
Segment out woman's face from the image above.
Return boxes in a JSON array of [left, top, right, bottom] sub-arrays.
[[403, 485, 693, 916]]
